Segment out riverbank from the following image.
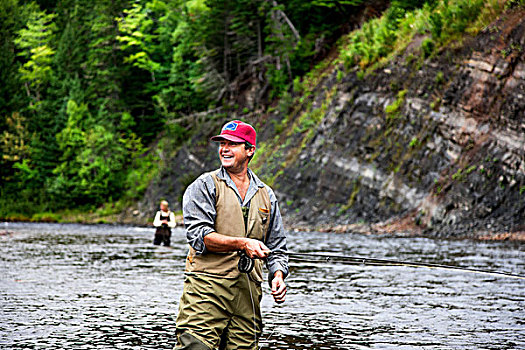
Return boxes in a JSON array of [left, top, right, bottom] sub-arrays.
[[288, 220, 525, 242], [317, 225, 524, 242], [2, 210, 523, 241], [0, 209, 184, 228]]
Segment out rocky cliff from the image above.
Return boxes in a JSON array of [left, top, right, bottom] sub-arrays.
[[134, 7, 525, 239]]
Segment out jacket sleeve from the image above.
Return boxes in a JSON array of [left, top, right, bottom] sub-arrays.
[[168, 212, 176, 228], [264, 186, 289, 279], [152, 211, 162, 227], [182, 174, 217, 255]]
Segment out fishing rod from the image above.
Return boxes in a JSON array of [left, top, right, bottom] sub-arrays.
[[238, 251, 525, 280]]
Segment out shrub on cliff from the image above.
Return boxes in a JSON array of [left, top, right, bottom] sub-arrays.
[[342, 0, 502, 70]]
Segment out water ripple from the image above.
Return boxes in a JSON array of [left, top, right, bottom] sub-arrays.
[[1, 222, 524, 349]]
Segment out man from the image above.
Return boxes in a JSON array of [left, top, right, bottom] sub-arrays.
[[175, 120, 288, 350], [153, 200, 176, 246]]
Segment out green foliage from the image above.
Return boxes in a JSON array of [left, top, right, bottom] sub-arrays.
[[451, 164, 477, 183], [117, 4, 162, 75], [336, 69, 344, 81], [408, 137, 420, 148], [311, 0, 364, 7], [14, 3, 57, 102], [48, 99, 145, 207], [385, 89, 407, 119], [0, 0, 25, 124], [338, 178, 361, 215], [342, 0, 430, 69], [430, 97, 441, 110], [421, 37, 435, 58], [505, 0, 525, 9], [465, 165, 477, 174], [1, 112, 31, 164], [429, 11, 443, 39], [452, 168, 464, 182], [31, 212, 61, 222], [429, 0, 485, 41], [435, 71, 444, 84], [342, 0, 498, 70]]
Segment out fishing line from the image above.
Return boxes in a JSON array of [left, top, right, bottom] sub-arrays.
[[283, 251, 525, 279], [237, 250, 524, 348], [241, 263, 280, 349], [259, 327, 277, 349], [238, 251, 525, 280], [245, 273, 258, 347]]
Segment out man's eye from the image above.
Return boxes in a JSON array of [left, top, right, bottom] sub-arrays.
[[220, 142, 243, 148]]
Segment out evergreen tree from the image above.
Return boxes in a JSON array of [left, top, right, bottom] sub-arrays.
[[14, 2, 57, 107], [0, 0, 26, 187]]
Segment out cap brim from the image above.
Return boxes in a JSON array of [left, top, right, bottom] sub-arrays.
[[210, 134, 246, 143]]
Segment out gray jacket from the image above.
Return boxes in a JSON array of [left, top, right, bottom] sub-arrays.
[[182, 166, 289, 278]]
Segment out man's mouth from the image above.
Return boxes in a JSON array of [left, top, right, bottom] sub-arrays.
[[222, 155, 233, 160]]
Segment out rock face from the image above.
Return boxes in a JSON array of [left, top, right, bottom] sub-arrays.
[[141, 9, 525, 238], [276, 9, 525, 236]]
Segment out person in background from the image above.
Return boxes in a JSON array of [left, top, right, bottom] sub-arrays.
[[153, 200, 176, 246]]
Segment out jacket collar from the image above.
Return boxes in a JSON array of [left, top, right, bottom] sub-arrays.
[[216, 166, 265, 206], [216, 166, 265, 188]]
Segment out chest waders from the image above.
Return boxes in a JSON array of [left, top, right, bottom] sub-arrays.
[[175, 170, 271, 350], [153, 212, 171, 246]]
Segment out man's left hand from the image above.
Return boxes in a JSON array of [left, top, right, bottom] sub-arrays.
[[242, 238, 271, 259], [271, 270, 286, 304]]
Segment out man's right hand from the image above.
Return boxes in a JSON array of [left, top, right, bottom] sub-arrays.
[[242, 238, 271, 259]]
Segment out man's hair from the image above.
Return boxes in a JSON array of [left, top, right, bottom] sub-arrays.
[[245, 142, 255, 161]]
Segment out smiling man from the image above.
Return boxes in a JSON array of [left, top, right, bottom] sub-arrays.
[[175, 120, 288, 350]]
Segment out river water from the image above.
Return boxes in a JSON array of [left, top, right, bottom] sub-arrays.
[[1, 222, 523, 349]]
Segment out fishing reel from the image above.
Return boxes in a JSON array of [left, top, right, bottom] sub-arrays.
[[238, 252, 255, 273]]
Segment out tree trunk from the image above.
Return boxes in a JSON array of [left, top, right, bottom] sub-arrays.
[[257, 19, 262, 59], [271, 0, 300, 41], [223, 16, 230, 83]]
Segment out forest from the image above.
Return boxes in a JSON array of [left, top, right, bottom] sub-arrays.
[[1, 0, 523, 225]]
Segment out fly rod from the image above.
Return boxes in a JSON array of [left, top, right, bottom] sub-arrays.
[[238, 251, 525, 280]]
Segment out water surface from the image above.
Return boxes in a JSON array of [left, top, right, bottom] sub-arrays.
[[1, 223, 523, 349]]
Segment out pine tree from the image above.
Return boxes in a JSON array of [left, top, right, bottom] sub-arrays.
[[0, 0, 26, 186]]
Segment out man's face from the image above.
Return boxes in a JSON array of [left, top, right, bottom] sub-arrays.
[[219, 140, 255, 173], [160, 203, 168, 211]]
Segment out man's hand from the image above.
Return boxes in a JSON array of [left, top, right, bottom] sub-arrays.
[[242, 238, 271, 259], [203, 233, 271, 258], [271, 270, 286, 304]]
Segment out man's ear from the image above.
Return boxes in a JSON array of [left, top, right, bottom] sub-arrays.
[[247, 146, 256, 157]]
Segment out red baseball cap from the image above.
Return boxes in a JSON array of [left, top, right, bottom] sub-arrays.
[[210, 120, 257, 146]]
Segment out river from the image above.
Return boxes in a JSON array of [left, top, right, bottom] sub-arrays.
[[1, 222, 523, 349]]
